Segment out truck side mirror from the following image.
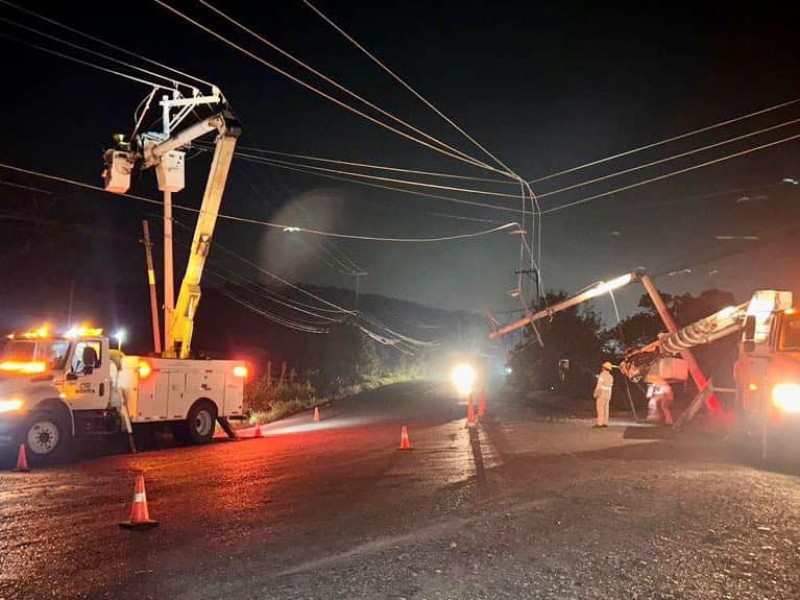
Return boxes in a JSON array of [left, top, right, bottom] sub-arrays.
[[743, 315, 756, 353]]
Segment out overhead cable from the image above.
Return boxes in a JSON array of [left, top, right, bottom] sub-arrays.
[[541, 131, 800, 214], [219, 144, 517, 186], [0, 0, 215, 93], [537, 117, 800, 200], [528, 97, 800, 184], [196, 0, 508, 177], [0, 163, 523, 241], [152, 0, 507, 176], [300, 0, 516, 178]]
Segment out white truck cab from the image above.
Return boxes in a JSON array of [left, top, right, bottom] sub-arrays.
[[0, 327, 246, 463]]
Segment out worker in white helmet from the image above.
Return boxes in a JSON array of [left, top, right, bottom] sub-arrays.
[[652, 379, 675, 425], [592, 361, 615, 428]]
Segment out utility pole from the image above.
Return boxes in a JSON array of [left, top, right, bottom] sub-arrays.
[[161, 97, 175, 355], [515, 267, 540, 309], [353, 271, 367, 309], [141, 220, 162, 355]]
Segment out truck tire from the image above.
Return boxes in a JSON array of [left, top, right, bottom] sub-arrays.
[[23, 411, 72, 464], [185, 400, 218, 445]]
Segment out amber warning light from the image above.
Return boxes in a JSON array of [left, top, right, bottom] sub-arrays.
[[137, 360, 153, 379], [233, 365, 248, 378]]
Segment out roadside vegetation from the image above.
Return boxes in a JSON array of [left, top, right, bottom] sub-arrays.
[[243, 325, 426, 424]]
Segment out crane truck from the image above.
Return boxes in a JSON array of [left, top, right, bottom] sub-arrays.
[[489, 269, 800, 456], [0, 96, 246, 465], [619, 289, 800, 458]]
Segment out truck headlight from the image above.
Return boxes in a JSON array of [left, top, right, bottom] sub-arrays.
[[772, 383, 800, 413], [451, 363, 476, 397], [0, 399, 24, 413]]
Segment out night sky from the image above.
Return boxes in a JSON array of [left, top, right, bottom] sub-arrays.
[[3, 1, 800, 337]]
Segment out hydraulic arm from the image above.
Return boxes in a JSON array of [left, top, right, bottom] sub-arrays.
[[163, 110, 242, 358]]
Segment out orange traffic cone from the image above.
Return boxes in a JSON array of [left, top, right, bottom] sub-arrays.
[[478, 389, 486, 420], [466, 395, 477, 428], [254, 421, 263, 438], [399, 425, 412, 450], [313, 406, 321, 422], [120, 474, 159, 530], [14, 444, 29, 473]]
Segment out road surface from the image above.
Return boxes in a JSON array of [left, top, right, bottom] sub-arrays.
[[1, 380, 799, 599]]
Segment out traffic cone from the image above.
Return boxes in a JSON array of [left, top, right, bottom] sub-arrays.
[[466, 395, 477, 428], [478, 389, 486, 420], [399, 425, 411, 450], [254, 421, 263, 438], [14, 444, 29, 473], [313, 406, 320, 422], [120, 474, 159, 530]]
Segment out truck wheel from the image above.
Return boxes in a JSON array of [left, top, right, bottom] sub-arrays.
[[186, 401, 218, 445], [23, 411, 71, 464]]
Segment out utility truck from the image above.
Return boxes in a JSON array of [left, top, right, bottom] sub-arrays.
[[0, 90, 247, 464], [0, 326, 247, 462], [619, 289, 800, 458], [489, 270, 800, 457]]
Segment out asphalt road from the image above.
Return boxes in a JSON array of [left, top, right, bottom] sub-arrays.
[[1, 380, 799, 600]]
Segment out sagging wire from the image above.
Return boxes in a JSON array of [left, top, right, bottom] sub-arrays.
[[0, 163, 524, 242], [608, 289, 640, 422], [167, 216, 354, 316]]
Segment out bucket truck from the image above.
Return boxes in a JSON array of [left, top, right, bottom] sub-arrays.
[[618, 290, 800, 458], [0, 102, 246, 465]]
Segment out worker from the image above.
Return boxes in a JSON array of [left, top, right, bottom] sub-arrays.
[[652, 380, 675, 426], [592, 361, 615, 428]]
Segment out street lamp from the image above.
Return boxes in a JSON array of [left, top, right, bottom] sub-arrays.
[[114, 329, 126, 352]]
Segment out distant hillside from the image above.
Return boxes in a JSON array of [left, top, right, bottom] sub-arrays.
[[0, 272, 499, 380]]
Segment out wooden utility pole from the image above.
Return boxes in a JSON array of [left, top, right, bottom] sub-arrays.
[[141, 220, 162, 355]]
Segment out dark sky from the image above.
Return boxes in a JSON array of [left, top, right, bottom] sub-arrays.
[[3, 1, 800, 336]]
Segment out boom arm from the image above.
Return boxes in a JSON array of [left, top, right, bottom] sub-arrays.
[[165, 110, 242, 358], [619, 302, 749, 381]]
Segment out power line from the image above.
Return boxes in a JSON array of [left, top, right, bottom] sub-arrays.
[[220, 148, 523, 201], [195, 0, 509, 178], [0, 31, 174, 91], [152, 0, 508, 177], [0, 162, 524, 242], [541, 131, 800, 214], [225, 144, 518, 186], [528, 96, 800, 184], [537, 117, 800, 200], [299, 0, 516, 178], [0, 0, 215, 93]]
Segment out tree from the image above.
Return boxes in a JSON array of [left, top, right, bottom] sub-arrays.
[[506, 291, 604, 398]]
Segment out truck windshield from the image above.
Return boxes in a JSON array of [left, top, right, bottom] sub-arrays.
[[778, 313, 800, 352], [0, 339, 71, 372]]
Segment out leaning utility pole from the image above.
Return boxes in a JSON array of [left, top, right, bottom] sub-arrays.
[[141, 220, 162, 355]]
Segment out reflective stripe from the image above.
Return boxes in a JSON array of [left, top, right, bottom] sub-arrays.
[[599, 385, 612, 390], [134, 492, 146, 503]]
